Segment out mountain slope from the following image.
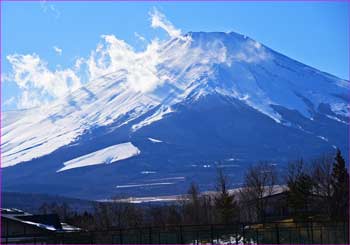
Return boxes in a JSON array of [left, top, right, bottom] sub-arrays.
[[2, 32, 349, 199]]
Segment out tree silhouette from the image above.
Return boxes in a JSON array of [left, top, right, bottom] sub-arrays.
[[331, 149, 349, 221], [214, 168, 238, 224]]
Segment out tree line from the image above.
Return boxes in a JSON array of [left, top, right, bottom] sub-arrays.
[[39, 149, 349, 230]]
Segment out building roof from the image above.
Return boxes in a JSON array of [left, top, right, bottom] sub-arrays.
[[1, 208, 81, 232]]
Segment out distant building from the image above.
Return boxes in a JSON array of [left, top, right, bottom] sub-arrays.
[[1, 208, 81, 244], [239, 189, 325, 223]]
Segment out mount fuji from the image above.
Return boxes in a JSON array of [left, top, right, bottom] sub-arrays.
[[2, 32, 349, 200]]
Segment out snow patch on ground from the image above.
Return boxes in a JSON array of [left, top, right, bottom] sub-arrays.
[[57, 142, 140, 172], [212, 236, 256, 245], [116, 182, 175, 188], [326, 115, 348, 124], [21, 220, 57, 231], [141, 171, 157, 174], [225, 158, 240, 161], [330, 102, 350, 117], [146, 177, 185, 182], [317, 135, 328, 142], [132, 106, 173, 131], [148, 137, 163, 143]]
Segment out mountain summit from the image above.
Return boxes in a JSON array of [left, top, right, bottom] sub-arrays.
[[2, 32, 349, 199]]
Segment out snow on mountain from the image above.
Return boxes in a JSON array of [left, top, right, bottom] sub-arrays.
[[2, 31, 349, 171], [148, 138, 163, 143], [57, 142, 140, 172]]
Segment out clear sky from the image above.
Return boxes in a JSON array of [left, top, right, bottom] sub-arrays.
[[2, 1, 349, 111]]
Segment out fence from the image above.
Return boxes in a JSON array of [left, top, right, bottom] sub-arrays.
[[2, 221, 349, 244]]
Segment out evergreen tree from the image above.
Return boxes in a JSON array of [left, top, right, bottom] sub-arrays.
[[214, 168, 238, 224], [331, 149, 349, 221], [288, 173, 314, 219], [286, 159, 314, 220]]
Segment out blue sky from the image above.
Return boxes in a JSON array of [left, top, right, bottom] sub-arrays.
[[2, 1, 349, 111]]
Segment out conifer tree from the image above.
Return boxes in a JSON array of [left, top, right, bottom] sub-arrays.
[[214, 168, 238, 224], [331, 149, 349, 221], [286, 159, 314, 220]]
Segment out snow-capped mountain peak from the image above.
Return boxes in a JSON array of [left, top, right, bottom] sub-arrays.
[[2, 31, 349, 169]]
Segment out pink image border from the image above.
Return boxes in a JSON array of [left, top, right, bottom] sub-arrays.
[[0, 0, 349, 244]]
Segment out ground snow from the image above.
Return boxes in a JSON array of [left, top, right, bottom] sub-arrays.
[[132, 107, 173, 131], [57, 142, 140, 172], [148, 137, 163, 143], [116, 182, 175, 188]]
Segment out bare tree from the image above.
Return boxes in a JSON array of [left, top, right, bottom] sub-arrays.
[[94, 203, 113, 229], [311, 154, 333, 219], [38, 202, 71, 221], [185, 182, 201, 224], [239, 162, 277, 222]]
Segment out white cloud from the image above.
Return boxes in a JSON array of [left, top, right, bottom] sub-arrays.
[[86, 34, 163, 93], [234, 39, 270, 63], [5, 8, 230, 110], [40, 1, 61, 19], [149, 8, 182, 39], [53, 46, 62, 55], [3, 97, 15, 107], [6, 53, 81, 108], [134, 32, 146, 42], [81, 9, 193, 92]]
